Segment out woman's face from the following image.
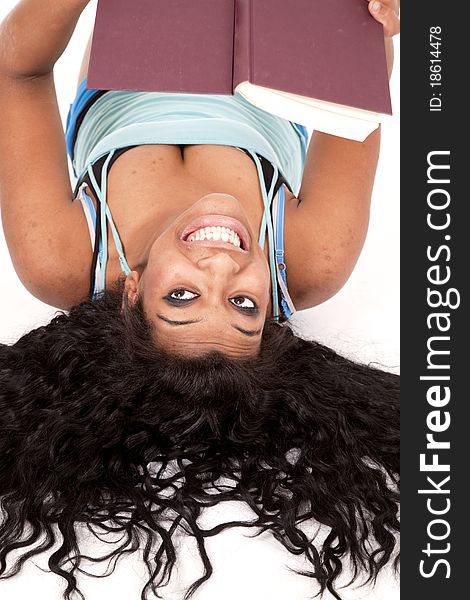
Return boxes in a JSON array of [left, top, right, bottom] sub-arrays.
[[125, 194, 271, 357]]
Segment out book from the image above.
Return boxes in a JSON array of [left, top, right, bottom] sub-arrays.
[[87, 0, 392, 142]]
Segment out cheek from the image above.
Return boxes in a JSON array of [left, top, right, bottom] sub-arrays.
[[257, 252, 272, 286], [147, 237, 186, 272], [245, 262, 271, 303], [142, 249, 181, 293]]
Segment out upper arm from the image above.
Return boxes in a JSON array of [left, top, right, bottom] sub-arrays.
[[285, 129, 381, 310], [0, 71, 91, 308]]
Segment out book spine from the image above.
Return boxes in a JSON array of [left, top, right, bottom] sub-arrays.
[[250, 0, 254, 87], [232, 0, 252, 91], [231, 0, 236, 93]]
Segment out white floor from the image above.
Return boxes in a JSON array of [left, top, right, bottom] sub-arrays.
[[0, 1, 400, 373]]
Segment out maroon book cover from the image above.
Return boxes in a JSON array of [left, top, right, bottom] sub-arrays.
[[234, 0, 391, 114], [87, 0, 391, 115], [87, 0, 236, 94]]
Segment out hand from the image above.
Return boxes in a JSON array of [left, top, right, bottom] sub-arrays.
[[367, 0, 400, 77], [367, 0, 400, 38]]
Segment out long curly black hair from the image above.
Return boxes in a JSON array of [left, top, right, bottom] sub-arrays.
[[0, 288, 399, 600]]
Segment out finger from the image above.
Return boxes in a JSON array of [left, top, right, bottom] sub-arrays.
[[368, 1, 400, 37]]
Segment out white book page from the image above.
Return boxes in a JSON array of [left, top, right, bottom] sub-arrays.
[[235, 82, 384, 141]]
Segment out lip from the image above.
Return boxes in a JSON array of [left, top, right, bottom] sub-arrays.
[[180, 215, 251, 251]]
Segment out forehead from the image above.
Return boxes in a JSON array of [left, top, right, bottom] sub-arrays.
[[152, 320, 262, 357]]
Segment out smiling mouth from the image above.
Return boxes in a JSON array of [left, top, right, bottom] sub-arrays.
[[186, 226, 242, 248], [180, 216, 251, 251]]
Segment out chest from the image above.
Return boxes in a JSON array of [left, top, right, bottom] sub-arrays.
[[82, 143, 296, 285]]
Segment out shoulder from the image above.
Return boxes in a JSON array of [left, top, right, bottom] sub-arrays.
[[282, 191, 352, 311], [9, 196, 93, 310], [15, 239, 92, 310]]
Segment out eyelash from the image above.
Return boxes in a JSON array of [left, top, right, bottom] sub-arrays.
[[163, 289, 259, 314]]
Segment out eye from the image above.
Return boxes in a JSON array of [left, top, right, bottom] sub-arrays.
[[164, 288, 200, 305], [229, 296, 258, 313], [171, 289, 199, 301]]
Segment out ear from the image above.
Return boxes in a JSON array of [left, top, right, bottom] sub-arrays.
[[123, 271, 141, 308]]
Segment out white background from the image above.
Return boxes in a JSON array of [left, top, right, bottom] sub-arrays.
[[0, 3, 400, 599], [0, 0, 400, 373]]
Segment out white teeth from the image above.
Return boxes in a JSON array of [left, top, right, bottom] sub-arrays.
[[186, 226, 243, 248]]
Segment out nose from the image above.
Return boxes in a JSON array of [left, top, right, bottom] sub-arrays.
[[196, 251, 241, 275]]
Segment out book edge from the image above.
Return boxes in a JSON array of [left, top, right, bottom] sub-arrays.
[[235, 82, 384, 141]]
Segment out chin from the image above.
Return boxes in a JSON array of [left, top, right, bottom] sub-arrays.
[[199, 192, 240, 202]]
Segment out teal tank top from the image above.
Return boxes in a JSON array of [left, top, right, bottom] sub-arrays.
[[66, 80, 308, 319]]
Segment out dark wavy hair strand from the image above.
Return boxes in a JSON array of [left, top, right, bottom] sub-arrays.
[[0, 288, 399, 600]]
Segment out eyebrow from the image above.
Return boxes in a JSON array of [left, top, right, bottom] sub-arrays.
[[231, 325, 262, 337], [157, 314, 202, 326], [157, 315, 262, 337]]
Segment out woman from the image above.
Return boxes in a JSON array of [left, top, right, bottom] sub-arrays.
[[0, 0, 399, 358], [0, 1, 400, 598]]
